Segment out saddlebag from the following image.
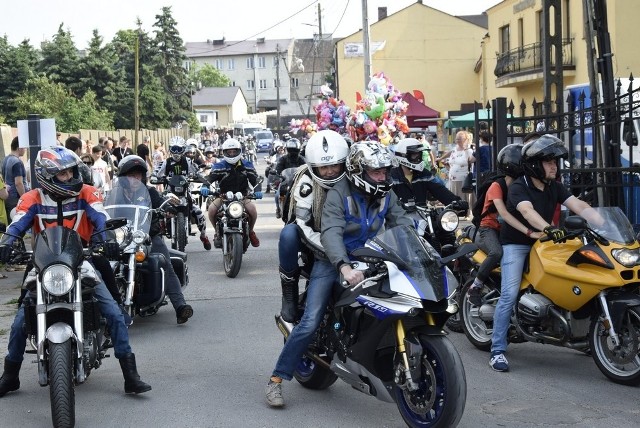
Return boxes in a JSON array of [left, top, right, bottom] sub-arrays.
[[137, 253, 166, 307], [169, 249, 188, 288]]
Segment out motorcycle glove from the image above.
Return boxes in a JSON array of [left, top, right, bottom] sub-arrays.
[[451, 199, 469, 211], [543, 226, 568, 242], [0, 245, 12, 263], [200, 186, 210, 196], [103, 242, 121, 260]]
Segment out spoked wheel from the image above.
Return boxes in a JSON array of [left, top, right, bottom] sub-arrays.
[[223, 233, 243, 278], [394, 335, 466, 428], [460, 278, 494, 351], [49, 340, 75, 428], [176, 212, 187, 252], [294, 354, 338, 390], [589, 306, 640, 385]]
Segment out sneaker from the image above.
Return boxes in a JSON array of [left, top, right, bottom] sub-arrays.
[[490, 352, 509, 372], [249, 230, 260, 247], [213, 235, 222, 249], [177, 304, 194, 324], [200, 235, 212, 251], [265, 380, 284, 407], [468, 286, 483, 306], [275, 207, 281, 219]]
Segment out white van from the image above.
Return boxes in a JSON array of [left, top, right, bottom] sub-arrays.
[[233, 123, 264, 140]]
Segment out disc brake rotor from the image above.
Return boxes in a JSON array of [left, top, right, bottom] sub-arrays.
[[402, 355, 437, 416], [602, 320, 640, 365]]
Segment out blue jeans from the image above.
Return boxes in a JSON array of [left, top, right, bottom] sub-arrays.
[[278, 224, 302, 274], [7, 272, 132, 363], [491, 244, 530, 354], [272, 258, 337, 380], [151, 235, 186, 311], [274, 186, 281, 210]]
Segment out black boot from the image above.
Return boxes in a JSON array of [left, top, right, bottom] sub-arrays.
[[279, 267, 299, 323], [0, 357, 21, 397], [119, 353, 151, 394]]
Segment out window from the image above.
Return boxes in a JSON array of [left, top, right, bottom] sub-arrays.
[[199, 114, 208, 123], [228, 59, 235, 70], [257, 56, 266, 69], [273, 56, 278, 67], [291, 78, 299, 88], [215, 59, 223, 70], [247, 80, 255, 90], [518, 18, 524, 48], [229, 81, 236, 87], [499, 25, 510, 53], [246, 57, 254, 69], [563, 0, 571, 39], [273, 79, 278, 88], [259, 79, 267, 89]]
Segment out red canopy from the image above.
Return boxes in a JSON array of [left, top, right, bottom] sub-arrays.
[[402, 92, 439, 128]]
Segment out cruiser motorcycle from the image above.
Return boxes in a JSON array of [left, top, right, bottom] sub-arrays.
[[275, 225, 471, 427], [12, 220, 124, 427], [104, 178, 188, 319], [212, 178, 263, 278], [459, 207, 640, 385]]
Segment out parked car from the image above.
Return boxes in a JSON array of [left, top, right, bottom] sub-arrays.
[[255, 130, 274, 153]]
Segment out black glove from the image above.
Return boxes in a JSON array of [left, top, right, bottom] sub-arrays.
[[544, 226, 568, 242], [103, 242, 120, 260], [0, 245, 12, 263], [451, 200, 469, 211], [165, 205, 178, 215]]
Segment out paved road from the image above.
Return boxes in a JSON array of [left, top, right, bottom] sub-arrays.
[[1, 159, 639, 427]]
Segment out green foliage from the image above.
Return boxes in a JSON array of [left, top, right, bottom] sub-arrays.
[[189, 63, 231, 88]]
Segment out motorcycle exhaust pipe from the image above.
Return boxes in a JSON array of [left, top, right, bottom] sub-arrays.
[[274, 314, 331, 370]]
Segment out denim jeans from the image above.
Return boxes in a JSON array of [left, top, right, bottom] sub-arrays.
[[491, 244, 530, 354], [151, 235, 186, 311], [272, 258, 337, 380], [278, 224, 302, 274], [274, 185, 281, 210], [7, 271, 132, 363], [475, 227, 503, 283]]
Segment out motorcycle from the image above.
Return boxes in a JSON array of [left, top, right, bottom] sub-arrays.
[[212, 177, 263, 278], [403, 200, 475, 333], [271, 167, 298, 219], [459, 206, 640, 385], [11, 219, 124, 427], [104, 178, 188, 319], [275, 225, 470, 427]]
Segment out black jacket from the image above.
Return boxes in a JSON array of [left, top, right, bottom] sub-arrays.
[[390, 167, 460, 206]]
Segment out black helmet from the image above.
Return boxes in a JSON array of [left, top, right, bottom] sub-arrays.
[[521, 135, 567, 180], [117, 155, 149, 184], [285, 138, 301, 157], [496, 143, 524, 178]]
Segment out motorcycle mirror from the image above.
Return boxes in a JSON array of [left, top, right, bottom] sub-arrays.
[[564, 216, 587, 230], [105, 218, 128, 229]]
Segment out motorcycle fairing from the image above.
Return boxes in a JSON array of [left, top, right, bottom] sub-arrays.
[[33, 226, 84, 275], [355, 294, 422, 320]]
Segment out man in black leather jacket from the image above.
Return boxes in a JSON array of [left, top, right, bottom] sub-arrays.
[[273, 138, 306, 218]]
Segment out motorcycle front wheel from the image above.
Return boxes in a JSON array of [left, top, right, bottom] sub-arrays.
[[294, 354, 338, 390], [394, 335, 466, 428], [223, 233, 243, 278], [589, 306, 640, 385], [176, 212, 187, 252], [49, 340, 75, 428]]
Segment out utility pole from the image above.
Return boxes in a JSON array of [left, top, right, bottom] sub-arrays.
[[276, 44, 281, 131], [134, 32, 140, 146], [361, 0, 372, 90], [318, 3, 322, 38]]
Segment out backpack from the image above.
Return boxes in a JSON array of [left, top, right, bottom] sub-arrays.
[[471, 172, 508, 231]]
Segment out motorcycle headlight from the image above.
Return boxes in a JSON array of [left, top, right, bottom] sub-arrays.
[[226, 191, 234, 200], [114, 226, 128, 246], [132, 230, 147, 244], [612, 248, 640, 267], [235, 191, 243, 201], [228, 201, 244, 218], [439, 210, 459, 232], [174, 186, 184, 193], [42, 265, 74, 296]]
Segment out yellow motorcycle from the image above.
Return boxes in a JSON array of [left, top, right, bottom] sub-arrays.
[[459, 207, 640, 385]]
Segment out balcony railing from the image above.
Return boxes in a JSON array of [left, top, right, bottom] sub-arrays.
[[494, 38, 574, 78]]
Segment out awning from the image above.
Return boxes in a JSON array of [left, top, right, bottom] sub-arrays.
[[444, 110, 514, 129], [402, 92, 439, 128], [257, 100, 286, 109]]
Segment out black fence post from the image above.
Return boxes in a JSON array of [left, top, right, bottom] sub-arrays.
[[492, 97, 508, 154], [27, 114, 41, 189]]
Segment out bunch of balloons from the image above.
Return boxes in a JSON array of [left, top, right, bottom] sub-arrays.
[[348, 72, 409, 144], [314, 84, 351, 135], [288, 118, 317, 138]]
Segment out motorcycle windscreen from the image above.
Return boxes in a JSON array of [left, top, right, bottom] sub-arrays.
[[33, 226, 84, 272], [167, 174, 189, 194], [582, 207, 636, 245], [367, 225, 449, 302], [104, 177, 152, 234]]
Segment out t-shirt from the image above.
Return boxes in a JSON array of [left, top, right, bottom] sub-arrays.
[[136, 144, 150, 161], [92, 158, 110, 193], [501, 176, 571, 245], [479, 181, 504, 230], [447, 148, 473, 182], [2, 155, 28, 200]]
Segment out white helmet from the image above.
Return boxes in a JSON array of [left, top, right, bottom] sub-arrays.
[[394, 138, 426, 172], [186, 138, 198, 148], [305, 130, 349, 188], [346, 142, 393, 198], [222, 138, 242, 164], [169, 136, 186, 161]]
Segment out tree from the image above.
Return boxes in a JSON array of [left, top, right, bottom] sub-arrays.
[[0, 38, 39, 123], [189, 63, 231, 88], [38, 24, 82, 95]]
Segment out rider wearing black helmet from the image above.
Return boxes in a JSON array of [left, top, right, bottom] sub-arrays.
[[117, 156, 194, 324], [273, 138, 306, 218]]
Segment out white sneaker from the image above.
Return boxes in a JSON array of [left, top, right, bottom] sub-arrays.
[[265, 381, 284, 407]]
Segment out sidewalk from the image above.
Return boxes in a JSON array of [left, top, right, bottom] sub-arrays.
[[0, 266, 25, 358]]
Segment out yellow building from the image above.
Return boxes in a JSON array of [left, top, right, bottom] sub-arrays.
[[482, 0, 640, 106], [335, 2, 488, 115]]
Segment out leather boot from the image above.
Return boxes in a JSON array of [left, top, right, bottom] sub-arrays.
[[279, 267, 299, 323], [119, 353, 152, 394], [0, 357, 21, 397]]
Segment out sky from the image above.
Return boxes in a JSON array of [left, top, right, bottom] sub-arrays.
[[2, 0, 502, 49]]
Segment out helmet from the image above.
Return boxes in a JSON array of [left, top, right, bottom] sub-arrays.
[[285, 138, 301, 157], [346, 142, 393, 198], [117, 155, 149, 184], [222, 138, 242, 164], [305, 130, 349, 188], [282, 133, 291, 142], [521, 134, 568, 180], [185, 145, 197, 158], [186, 138, 198, 148], [394, 138, 426, 172], [273, 141, 285, 151], [34, 146, 83, 200], [204, 146, 216, 156], [496, 143, 524, 178], [169, 136, 186, 161], [274, 133, 280, 140]]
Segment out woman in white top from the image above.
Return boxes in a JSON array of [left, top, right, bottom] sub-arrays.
[[437, 131, 475, 216]]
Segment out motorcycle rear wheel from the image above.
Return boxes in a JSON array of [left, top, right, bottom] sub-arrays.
[[49, 340, 75, 428], [460, 279, 493, 351], [176, 212, 188, 252], [394, 335, 466, 428], [293, 354, 338, 390], [223, 233, 243, 278], [590, 306, 640, 385]]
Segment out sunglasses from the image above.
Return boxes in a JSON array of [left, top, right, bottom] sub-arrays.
[[83, 161, 94, 166]]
